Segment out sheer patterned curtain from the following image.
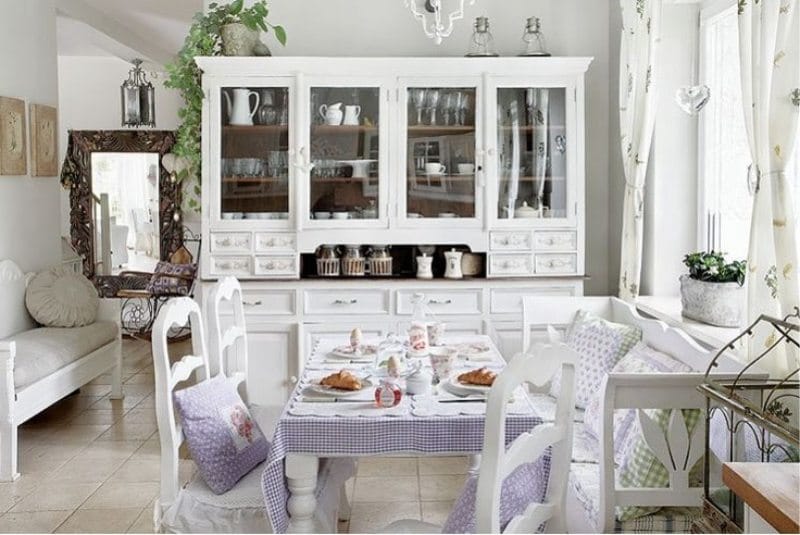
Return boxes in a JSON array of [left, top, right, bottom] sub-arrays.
[[618, 0, 663, 300], [738, 0, 799, 375]]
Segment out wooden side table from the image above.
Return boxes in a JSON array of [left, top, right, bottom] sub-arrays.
[[722, 462, 800, 533]]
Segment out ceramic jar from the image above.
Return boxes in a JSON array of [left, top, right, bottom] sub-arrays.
[[316, 244, 340, 277], [444, 249, 464, 279], [416, 254, 433, 279], [341, 245, 365, 276]]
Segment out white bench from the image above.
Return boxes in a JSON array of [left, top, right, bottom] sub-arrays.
[[520, 296, 753, 533], [0, 259, 123, 481]]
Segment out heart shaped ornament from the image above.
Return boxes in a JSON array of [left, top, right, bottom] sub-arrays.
[[675, 85, 711, 116]]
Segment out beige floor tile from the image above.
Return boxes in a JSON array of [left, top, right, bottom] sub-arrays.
[[78, 440, 142, 461], [52, 456, 128, 483], [22, 442, 85, 462], [418, 455, 470, 475], [97, 422, 157, 441], [41, 424, 111, 445], [419, 474, 467, 501], [16, 453, 69, 475], [69, 409, 122, 425], [90, 394, 147, 411], [356, 457, 417, 477], [129, 438, 160, 461], [134, 394, 156, 409], [421, 500, 455, 525], [121, 384, 155, 397], [353, 476, 419, 503], [10, 481, 100, 512], [347, 501, 421, 534], [77, 384, 113, 397], [125, 373, 154, 385], [112, 459, 160, 482], [122, 408, 156, 425], [127, 505, 156, 533], [81, 481, 158, 510], [56, 507, 141, 533], [0, 510, 71, 533]]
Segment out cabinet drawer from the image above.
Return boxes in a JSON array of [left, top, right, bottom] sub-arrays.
[[304, 290, 390, 316], [210, 256, 251, 277], [489, 287, 579, 314], [254, 233, 296, 252], [534, 253, 578, 275], [534, 231, 577, 251], [210, 232, 252, 253], [488, 254, 533, 277], [254, 255, 298, 277], [227, 289, 296, 316], [396, 289, 482, 316], [490, 231, 532, 251]]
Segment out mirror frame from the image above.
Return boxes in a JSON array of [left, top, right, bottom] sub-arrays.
[[66, 130, 181, 278]]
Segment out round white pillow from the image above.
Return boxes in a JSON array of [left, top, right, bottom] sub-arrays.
[[25, 267, 99, 327]]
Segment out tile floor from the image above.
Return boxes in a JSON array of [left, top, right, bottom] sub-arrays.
[[1, 338, 467, 533]]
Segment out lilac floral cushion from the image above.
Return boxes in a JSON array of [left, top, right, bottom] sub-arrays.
[[146, 261, 196, 296], [173, 375, 269, 494], [442, 456, 549, 533], [549, 310, 642, 409], [583, 342, 693, 465]]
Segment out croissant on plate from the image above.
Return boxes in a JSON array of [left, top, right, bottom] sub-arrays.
[[320, 370, 363, 391], [457, 367, 496, 386]]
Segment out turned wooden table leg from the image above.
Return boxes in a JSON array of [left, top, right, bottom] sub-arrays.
[[468, 453, 481, 477], [286, 454, 319, 533]]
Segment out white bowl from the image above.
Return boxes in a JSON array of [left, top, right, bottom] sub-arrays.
[[314, 212, 331, 220], [331, 212, 349, 220], [408, 213, 423, 219], [438, 212, 457, 218]]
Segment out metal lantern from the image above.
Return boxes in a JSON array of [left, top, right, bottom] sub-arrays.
[[121, 59, 156, 128]]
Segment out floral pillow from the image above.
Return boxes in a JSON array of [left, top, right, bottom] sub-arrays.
[[549, 310, 642, 409], [173, 375, 269, 494], [146, 261, 196, 296], [442, 457, 549, 533]]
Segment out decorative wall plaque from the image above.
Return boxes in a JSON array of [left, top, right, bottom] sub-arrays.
[[29, 103, 58, 176], [0, 96, 27, 175]]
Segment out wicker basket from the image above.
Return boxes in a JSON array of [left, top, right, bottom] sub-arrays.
[[369, 257, 392, 276], [316, 258, 340, 277], [341, 258, 365, 276]]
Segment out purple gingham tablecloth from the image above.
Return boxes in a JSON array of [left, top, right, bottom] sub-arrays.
[[260, 336, 543, 533]]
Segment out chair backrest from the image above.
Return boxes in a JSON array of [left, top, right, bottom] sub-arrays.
[[521, 295, 612, 353], [475, 344, 577, 533], [207, 276, 249, 401], [152, 297, 210, 508]]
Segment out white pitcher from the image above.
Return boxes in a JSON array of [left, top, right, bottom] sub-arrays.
[[224, 88, 260, 126], [343, 105, 361, 126], [319, 103, 343, 125]]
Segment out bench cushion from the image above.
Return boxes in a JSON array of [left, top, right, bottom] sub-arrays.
[[9, 321, 118, 390], [569, 462, 700, 533]]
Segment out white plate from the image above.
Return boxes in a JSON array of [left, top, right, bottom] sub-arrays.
[[455, 342, 493, 361], [328, 345, 378, 360], [307, 377, 374, 397], [445, 373, 492, 396]]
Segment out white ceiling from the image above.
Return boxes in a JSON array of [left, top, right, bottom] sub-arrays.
[[57, 0, 202, 62]]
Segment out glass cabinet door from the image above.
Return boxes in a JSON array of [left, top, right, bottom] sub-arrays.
[[307, 85, 384, 223], [494, 87, 569, 222], [219, 85, 291, 222], [403, 84, 479, 223]]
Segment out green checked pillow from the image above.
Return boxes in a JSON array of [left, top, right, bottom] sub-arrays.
[[617, 408, 702, 521], [549, 310, 642, 408]]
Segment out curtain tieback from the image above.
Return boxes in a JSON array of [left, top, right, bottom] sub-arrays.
[[625, 180, 645, 219]]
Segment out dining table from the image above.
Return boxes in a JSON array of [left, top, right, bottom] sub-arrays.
[[259, 334, 545, 533]]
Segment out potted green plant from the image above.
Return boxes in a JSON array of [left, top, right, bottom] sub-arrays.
[[680, 251, 746, 327], [164, 1, 285, 211]]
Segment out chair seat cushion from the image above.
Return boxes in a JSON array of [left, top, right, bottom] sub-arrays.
[[568, 462, 700, 533], [8, 321, 118, 389], [572, 423, 600, 464]]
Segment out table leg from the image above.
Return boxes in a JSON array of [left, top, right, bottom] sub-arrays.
[[286, 454, 319, 533], [468, 454, 481, 477]]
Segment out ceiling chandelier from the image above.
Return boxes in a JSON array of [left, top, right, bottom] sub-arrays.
[[405, 0, 476, 44], [120, 59, 156, 128]]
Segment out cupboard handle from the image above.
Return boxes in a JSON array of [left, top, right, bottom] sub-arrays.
[[428, 299, 452, 305], [290, 375, 298, 384], [333, 299, 358, 305], [243, 300, 263, 306]]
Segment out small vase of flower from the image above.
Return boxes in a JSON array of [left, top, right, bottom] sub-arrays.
[[680, 251, 746, 328]]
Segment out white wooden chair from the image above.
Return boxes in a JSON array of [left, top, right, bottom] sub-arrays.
[[383, 343, 577, 533]]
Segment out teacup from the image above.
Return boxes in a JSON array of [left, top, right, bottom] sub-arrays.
[[457, 163, 475, 174], [424, 162, 446, 176], [428, 347, 457, 381], [427, 322, 446, 346]]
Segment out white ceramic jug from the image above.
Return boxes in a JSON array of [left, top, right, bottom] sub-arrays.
[[444, 248, 464, 279], [319, 103, 343, 125], [224, 88, 260, 126], [343, 105, 361, 126]]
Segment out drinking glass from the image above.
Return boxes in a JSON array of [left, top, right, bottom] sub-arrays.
[[411, 89, 426, 125], [452, 92, 464, 125], [442, 92, 456, 126], [459, 93, 471, 125], [425, 89, 440, 126]]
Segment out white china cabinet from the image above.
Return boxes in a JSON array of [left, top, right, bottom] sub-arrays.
[[197, 57, 592, 406]]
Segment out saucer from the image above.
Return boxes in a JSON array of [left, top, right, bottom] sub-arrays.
[[424, 172, 446, 177]]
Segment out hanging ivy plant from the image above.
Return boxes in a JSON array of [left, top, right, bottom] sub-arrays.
[[164, 0, 286, 211]]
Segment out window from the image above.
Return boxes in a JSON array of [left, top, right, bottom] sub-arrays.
[[698, 3, 800, 259]]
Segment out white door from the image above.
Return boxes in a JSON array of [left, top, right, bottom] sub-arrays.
[[245, 322, 297, 406]]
